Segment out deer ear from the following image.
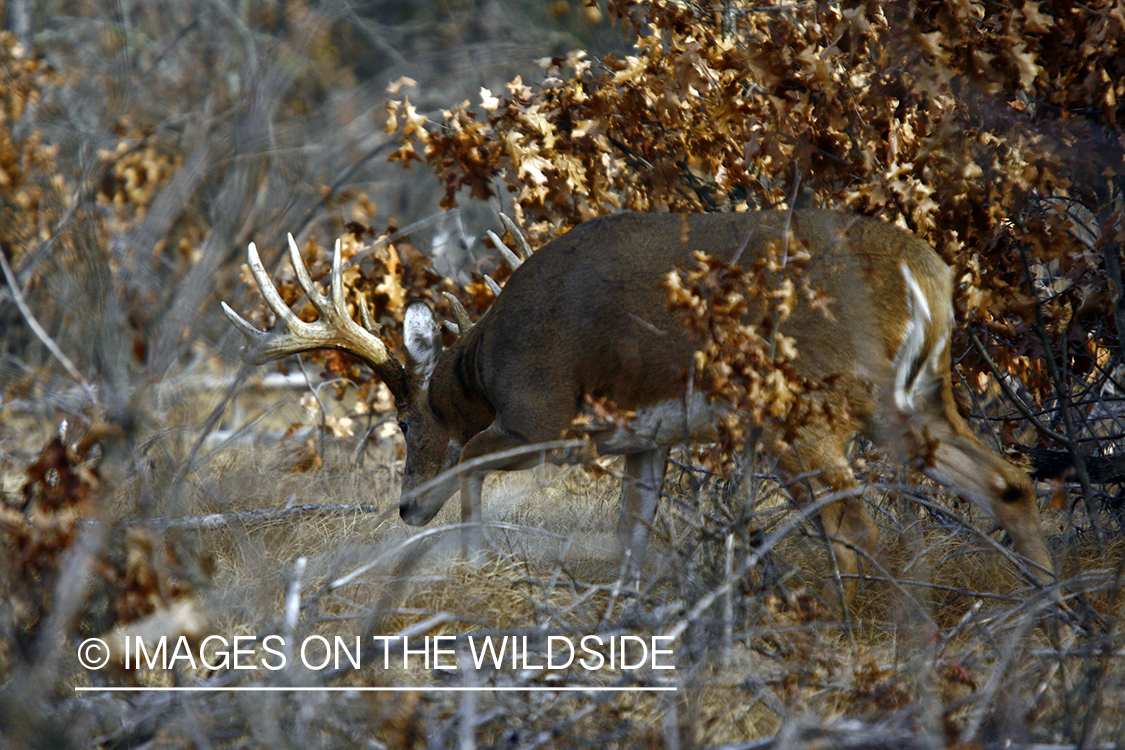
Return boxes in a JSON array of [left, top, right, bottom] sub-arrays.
[[403, 300, 443, 384]]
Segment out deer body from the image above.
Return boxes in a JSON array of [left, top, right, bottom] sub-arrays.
[[225, 210, 1055, 599]]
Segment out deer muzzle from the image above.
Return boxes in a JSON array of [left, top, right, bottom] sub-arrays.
[[398, 472, 460, 525]]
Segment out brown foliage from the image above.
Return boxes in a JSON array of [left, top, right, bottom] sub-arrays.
[[0, 33, 63, 263], [0, 429, 204, 676], [664, 236, 816, 471]]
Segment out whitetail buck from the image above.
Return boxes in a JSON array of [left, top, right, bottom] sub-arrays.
[[223, 211, 1055, 601]]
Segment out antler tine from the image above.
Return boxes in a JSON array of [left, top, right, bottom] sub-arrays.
[[486, 230, 523, 271], [222, 240, 307, 358], [249, 240, 302, 335], [357, 293, 380, 334], [286, 233, 327, 309], [485, 275, 502, 297], [442, 291, 473, 334], [329, 238, 350, 317], [222, 242, 279, 346], [499, 213, 531, 260], [221, 300, 267, 344]]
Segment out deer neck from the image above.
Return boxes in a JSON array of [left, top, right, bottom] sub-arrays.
[[427, 334, 496, 444]]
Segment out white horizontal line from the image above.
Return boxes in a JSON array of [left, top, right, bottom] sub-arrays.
[[75, 686, 676, 693]]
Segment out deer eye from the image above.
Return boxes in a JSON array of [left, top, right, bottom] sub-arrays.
[[398, 420, 409, 436]]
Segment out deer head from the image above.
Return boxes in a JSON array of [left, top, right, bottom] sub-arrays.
[[221, 236, 464, 519]]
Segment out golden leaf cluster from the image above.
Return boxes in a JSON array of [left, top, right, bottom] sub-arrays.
[[96, 137, 185, 239], [0, 33, 64, 261], [665, 239, 816, 473], [1, 430, 203, 675]]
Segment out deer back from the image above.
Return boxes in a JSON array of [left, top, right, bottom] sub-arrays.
[[434, 210, 950, 450]]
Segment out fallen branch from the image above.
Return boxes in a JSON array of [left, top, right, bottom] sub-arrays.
[[120, 502, 383, 529]]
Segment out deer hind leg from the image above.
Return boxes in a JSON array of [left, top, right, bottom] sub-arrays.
[[460, 472, 485, 560], [775, 433, 879, 609], [618, 448, 669, 579]]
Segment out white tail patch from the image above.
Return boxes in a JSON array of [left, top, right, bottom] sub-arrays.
[[892, 262, 933, 412]]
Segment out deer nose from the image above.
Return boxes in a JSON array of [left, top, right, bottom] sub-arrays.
[[398, 468, 460, 526], [400, 494, 425, 526], [399, 495, 435, 526]]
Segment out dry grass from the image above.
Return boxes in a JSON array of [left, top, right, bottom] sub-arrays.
[[4, 378, 1124, 748], [41, 405, 1120, 745]]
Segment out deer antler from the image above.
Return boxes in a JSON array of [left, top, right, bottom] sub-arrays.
[[486, 229, 524, 271], [442, 291, 474, 334], [222, 234, 408, 400], [441, 215, 533, 335], [498, 212, 531, 260]]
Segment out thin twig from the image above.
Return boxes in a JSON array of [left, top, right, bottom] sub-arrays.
[[1016, 244, 1100, 538], [0, 247, 91, 390], [965, 328, 1068, 445]]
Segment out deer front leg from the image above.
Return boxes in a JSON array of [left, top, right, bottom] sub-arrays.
[[456, 422, 555, 560], [816, 477, 880, 604], [460, 471, 485, 560]]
